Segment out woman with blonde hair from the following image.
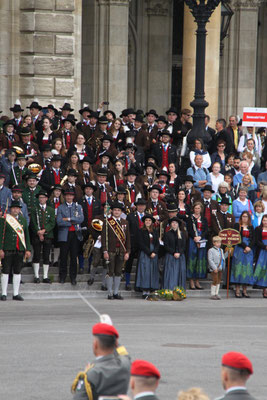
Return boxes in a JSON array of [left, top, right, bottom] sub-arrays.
[[178, 388, 210, 400], [252, 200, 265, 228]]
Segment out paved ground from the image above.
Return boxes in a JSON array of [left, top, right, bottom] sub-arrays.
[[0, 296, 266, 400]]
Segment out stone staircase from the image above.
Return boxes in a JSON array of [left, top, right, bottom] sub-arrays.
[[9, 261, 264, 300]]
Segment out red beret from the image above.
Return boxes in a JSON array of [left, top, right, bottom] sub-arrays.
[[131, 360, 161, 379], [92, 323, 119, 338], [222, 352, 253, 375]]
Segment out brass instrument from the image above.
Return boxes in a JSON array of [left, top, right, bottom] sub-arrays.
[[125, 187, 131, 204], [83, 234, 94, 259], [28, 163, 42, 174], [159, 221, 164, 241], [12, 145, 24, 155], [60, 175, 68, 185], [91, 218, 103, 232]]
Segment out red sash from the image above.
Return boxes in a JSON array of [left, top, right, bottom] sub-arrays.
[[107, 217, 126, 251]]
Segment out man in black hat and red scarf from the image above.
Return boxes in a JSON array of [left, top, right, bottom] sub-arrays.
[[10, 100, 24, 134]]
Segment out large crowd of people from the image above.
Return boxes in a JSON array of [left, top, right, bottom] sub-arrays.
[[0, 100, 267, 301]]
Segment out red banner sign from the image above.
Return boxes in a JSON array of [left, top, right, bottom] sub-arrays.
[[219, 228, 241, 248], [243, 107, 267, 127]]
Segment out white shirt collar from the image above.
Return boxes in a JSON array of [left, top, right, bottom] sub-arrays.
[[226, 386, 247, 394], [134, 392, 155, 400]]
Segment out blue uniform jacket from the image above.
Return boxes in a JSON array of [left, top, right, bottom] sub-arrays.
[[57, 202, 84, 242], [0, 186, 12, 213]]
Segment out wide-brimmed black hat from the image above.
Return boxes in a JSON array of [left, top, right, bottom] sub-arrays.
[[156, 115, 168, 124], [51, 184, 62, 191], [79, 105, 92, 115], [63, 115, 77, 125], [42, 144, 52, 152], [126, 108, 136, 115], [135, 198, 147, 206], [101, 135, 114, 143], [219, 198, 230, 206], [168, 216, 181, 224], [99, 151, 113, 161], [10, 102, 24, 112], [81, 156, 92, 164], [145, 162, 157, 170], [134, 114, 144, 123], [104, 110, 116, 120], [125, 168, 138, 177], [47, 104, 58, 114], [142, 214, 155, 223], [166, 107, 178, 115], [146, 109, 158, 118], [148, 184, 162, 193], [111, 201, 124, 211], [201, 184, 215, 193], [27, 101, 42, 110], [60, 102, 74, 111], [20, 127, 31, 136], [159, 129, 172, 137], [4, 120, 16, 128], [167, 203, 178, 212], [156, 170, 170, 178], [36, 190, 48, 198], [51, 154, 62, 162], [184, 175, 195, 183], [120, 109, 129, 118], [89, 111, 99, 120], [10, 200, 22, 208], [67, 168, 78, 177], [98, 116, 109, 124], [116, 186, 127, 195], [83, 182, 97, 191], [96, 168, 108, 176]]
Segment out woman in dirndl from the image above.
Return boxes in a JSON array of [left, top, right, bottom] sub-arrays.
[[163, 217, 186, 290], [136, 214, 159, 299], [253, 214, 267, 298], [230, 211, 255, 298], [186, 202, 208, 290]]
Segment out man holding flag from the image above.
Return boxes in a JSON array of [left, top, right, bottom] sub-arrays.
[[0, 200, 31, 301]]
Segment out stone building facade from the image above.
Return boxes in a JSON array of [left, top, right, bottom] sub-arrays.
[[0, 0, 266, 126]]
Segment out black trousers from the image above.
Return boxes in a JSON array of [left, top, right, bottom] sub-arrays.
[[59, 231, 79, 280], [125, 247, 138, 273], [32, 236, 52, 264], [2, 251, 24, 274]]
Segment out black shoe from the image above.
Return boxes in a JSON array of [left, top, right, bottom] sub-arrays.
[[242, 292, 250, 298], [107, 295, 113, 300], [125, 284, 131, 291], [113, 294, 123, 300], [142, 294, 148, 299], [79, 268, 84, 275], [13, 294, 24, 301], [34, 277, 40, 284], [53, 261, 59, 267], [87, 278, 94, 286], [235, 292, 242, 298], [1, 295, 7, 301], [59, 279, 65, 284], [195, 285, 204, 290], [101, 285, 108, 291], [71, 279, 77, 286], [42, 278, 51, 284]]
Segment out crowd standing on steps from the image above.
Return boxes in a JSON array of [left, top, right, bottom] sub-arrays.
[[1, 100, 267, 301]]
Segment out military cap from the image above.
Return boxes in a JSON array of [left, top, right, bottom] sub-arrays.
[[0, 173, 6, 180], [222, 352, 253, 375], [98, 116, 109, 124], [63, 188, 75, 196], [142, 214, 155, 223], [92, 323, 119, 338], [10, 200, 22, 208], [131, 360, 161, 379], [24, 172, 39, 181], [11, 184, 24, 192]]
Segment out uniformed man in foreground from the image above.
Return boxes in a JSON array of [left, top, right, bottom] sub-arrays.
[[119, 359, 161, 400], [72, 322, 131, 400], [0, 200, 31, 301], [218, 351, 256, 400]]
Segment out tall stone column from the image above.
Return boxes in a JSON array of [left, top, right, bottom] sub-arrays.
[[82, 0, 130, 115], [19, 0, 82, 113], [0, 1, 20, 115], [145, 0, 173, 114], [181, 3, 221, 127], [219, 0, 262, 119]]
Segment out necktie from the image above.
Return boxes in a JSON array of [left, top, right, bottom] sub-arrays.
[[131, 184, 135, 190], [204, 201, 209, 207], [88, 197, 92, 205]]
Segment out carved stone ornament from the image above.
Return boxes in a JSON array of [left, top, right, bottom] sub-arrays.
[[231, 0, 264, 10], [145, 0, 171, 17]]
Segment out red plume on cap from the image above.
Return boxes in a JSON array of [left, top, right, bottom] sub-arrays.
[[92, 323, 119, 338], [131, 360, 161, 379], [222, 352, 253, 375]]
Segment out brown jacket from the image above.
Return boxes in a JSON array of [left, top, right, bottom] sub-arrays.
[[211, 211, 235, 236], [146, 198, 168, 222], [101, 216, 131, 253]]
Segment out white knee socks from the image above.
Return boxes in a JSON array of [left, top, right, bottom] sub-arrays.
[[13, 274, 21, 296], [1, 273, 9, 296]]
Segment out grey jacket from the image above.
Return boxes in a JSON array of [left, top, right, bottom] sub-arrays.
[[57, 202, 84, 242], [73, 346, 131, 400], [216, 389, 256, 400], [208, 246, 226, 271]]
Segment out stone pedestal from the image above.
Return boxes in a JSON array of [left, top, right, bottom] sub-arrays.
[[19, 0, 81, 113], [181, 4, 221, 127], [219, 0, 262, 119], [82, 0, 130, 115]]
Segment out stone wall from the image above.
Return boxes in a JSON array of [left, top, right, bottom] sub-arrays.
[[19, 0, 81, 113]]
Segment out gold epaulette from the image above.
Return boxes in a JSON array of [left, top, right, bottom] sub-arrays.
[[116, 345, 128, 356], [71, 364, 94, 400]]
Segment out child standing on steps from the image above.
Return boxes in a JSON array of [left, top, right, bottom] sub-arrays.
[[208, 236, 226, 300]]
